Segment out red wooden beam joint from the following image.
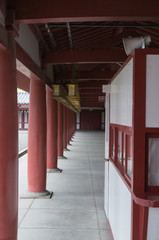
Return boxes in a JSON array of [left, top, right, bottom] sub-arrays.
[[14, 0, 159, 23]]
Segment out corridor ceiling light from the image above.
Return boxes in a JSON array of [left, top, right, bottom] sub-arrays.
[[123, 36, 151, 56], [67, 84, 81, 112], [52, 84, 81, 113]]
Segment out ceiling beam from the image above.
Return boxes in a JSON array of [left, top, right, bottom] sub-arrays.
[[44, 49, 127, 65], [16, 70, 30, 92], [80, 95, 104, 99], [80, 89, 102, 94], [79, 80, 107, 86], [14, 0, 159, 23], [45, 23, 58, 50], [50, 23, 159, 28], [80, 99, 104, 107], [34, 24, 50, 51], [79, 80, 107, 89], [16, 42, 52, 86], [66, 22, 73, 51], [63, 70, 115, 80]]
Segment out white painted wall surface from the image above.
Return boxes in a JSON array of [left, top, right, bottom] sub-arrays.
[[110, 59, 133, 126], [148, 138, 159, 186], [108, 162, 131, 240], [147, 208, 159, 240], [146, 55, 159, 127], [105, 94, 110, 159], [16, 24, 41, 67], [104, 161, 109, 217]]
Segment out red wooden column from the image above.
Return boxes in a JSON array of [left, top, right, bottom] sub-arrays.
[[73, 112, 76, 136], [67, 108, 72, 145], [70, 111, 73, 140], [0, 34, 18, 240], [131, 50, 147, 240], [46, 86, 62, 172], [70, 111, 76, 140], [63, 106, 68, 150], [58, 102, 64, 157], [28, 74, 51, 197], [67, 108, 70, 145]]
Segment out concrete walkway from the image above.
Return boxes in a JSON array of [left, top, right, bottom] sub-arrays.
[[18, 130, 28, 152], [18, 131, 112, 240]]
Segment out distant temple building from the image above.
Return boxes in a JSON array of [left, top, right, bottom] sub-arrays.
[[17, 91, 29, 130]]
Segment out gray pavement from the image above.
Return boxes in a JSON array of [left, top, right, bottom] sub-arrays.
[[18, 130, 28, 152], [18, 131, 112, 240]]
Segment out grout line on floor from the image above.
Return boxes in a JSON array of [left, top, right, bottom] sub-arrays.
[[88, 155, 102, 240], [18, 198, 35, 227]]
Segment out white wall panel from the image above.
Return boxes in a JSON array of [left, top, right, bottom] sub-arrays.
[[110, 59, 133, 126], [146, 55, 159, 127], [104, 161, 109, 217], [147, 208, 159, 240], [16, 24, 41, 67], [109, 162, 131, 240], [105, 94, 110, 159]]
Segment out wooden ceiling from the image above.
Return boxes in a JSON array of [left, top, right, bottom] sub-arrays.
[[7, 1, 159, 107]]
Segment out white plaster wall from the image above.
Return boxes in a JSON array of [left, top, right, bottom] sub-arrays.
[[146, 55, 159, 128], [104, 161, 109, 217], [105, 94, 110, 159], [110, 59, 133, 126], [108, 162, 131, 240], [148, 138, 159, 186], [147, 208, 159, 240], [16, 24, 41, 67]]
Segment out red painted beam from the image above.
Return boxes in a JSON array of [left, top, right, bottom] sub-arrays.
[[16, 42, 51, 85], [16, 70, 30, 92], [80, 89, 102, 94], [64, 70, 115, 80], [79, 80, 107, 89], [80, 94, 104, 98], [44, 49, 127, 65], [80, 99, 104, 107], [14, 0, 159, 23]]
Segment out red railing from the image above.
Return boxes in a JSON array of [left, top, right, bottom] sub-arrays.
[[109, 124, 133, 186]]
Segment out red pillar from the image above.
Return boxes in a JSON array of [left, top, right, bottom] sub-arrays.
[[28, 74, 50, 197], [58, 102, 64, 157], [63, 106, 68, 149], [46, 86, 62, 172], [67, 108, 70, 145], [73, 112, 76, 137], [70, 111, 76, 140], [67, 108, 72, 145], [0, 35, 18, 240], [70, 110, 73, 140]]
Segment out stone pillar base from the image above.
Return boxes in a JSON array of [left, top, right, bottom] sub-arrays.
[[47, 168, 62, 173], [64, 148, 70, 151], [58, 156, 67, 159], [20, 190, 53, 199]]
